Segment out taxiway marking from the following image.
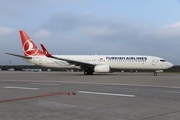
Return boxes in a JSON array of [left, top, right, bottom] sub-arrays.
[[31, 83, 61, 86], [78, 91, 135, 97], [4, 86, 40, 90], [107, 87, 180, 94]]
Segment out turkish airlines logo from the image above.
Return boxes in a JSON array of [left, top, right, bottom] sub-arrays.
[[23, 39, 38, 56]]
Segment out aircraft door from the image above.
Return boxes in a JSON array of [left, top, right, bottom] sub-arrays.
[[152, 58, 156, 66]]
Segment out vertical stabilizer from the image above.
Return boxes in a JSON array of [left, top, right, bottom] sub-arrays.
[[19, 30, 45, 56]]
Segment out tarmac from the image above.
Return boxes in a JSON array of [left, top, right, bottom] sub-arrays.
[[0, 71, 180, 120]]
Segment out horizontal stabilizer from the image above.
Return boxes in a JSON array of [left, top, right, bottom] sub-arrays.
[[5, 52, 32, 59]]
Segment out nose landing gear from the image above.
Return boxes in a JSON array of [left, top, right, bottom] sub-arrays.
[[154, 72, 157, 76]]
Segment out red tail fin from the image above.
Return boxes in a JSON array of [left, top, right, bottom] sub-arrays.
[[20, 30, 45, 56]]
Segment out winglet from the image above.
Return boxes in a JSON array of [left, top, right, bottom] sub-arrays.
[[40, 44, 53, 57]]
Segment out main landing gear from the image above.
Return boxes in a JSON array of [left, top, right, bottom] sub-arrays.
[[154, 72, 157, 76], [84, 70, 94, 75]]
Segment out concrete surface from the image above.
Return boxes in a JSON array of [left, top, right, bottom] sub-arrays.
[[0, 71, 180, 120]]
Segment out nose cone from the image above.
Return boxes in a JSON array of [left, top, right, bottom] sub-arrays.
[[168, 62, 173, 68]]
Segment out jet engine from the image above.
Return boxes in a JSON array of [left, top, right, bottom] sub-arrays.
[[94, 65, 111, 73]]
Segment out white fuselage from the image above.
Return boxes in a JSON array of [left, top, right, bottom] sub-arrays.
[[24, 55, 173, 70]]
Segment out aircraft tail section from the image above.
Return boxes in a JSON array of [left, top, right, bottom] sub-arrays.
[[20, 30, 45, 56]]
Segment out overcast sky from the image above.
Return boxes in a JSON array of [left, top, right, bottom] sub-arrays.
[[1, 0, 180, 65]]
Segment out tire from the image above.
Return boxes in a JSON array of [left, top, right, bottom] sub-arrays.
[[84, 70, 88, 75], [154, 72, 157, 76]]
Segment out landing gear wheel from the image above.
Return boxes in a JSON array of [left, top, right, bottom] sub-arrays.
[[88, 70, 93, 75], [84, 70, 88, 75], [154, 72, 157, 76], [84, 70, 94, 75]]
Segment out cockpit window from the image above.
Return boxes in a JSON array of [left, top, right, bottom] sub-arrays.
[[160, 59, 166, 62]]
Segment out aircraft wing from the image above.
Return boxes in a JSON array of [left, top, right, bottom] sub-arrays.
[[5, 52, 32, 59], [40, 44, 96, 68]]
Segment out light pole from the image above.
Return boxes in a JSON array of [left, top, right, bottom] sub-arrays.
[[9, 60, 11, 66]]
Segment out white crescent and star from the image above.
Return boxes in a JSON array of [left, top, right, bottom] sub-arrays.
[[23, 39, 38, 56]]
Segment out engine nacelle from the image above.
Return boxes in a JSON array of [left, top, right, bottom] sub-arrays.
[[94, 65, 111, 73]]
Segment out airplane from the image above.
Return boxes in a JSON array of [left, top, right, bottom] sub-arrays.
[[6, 30, 173, 76]]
